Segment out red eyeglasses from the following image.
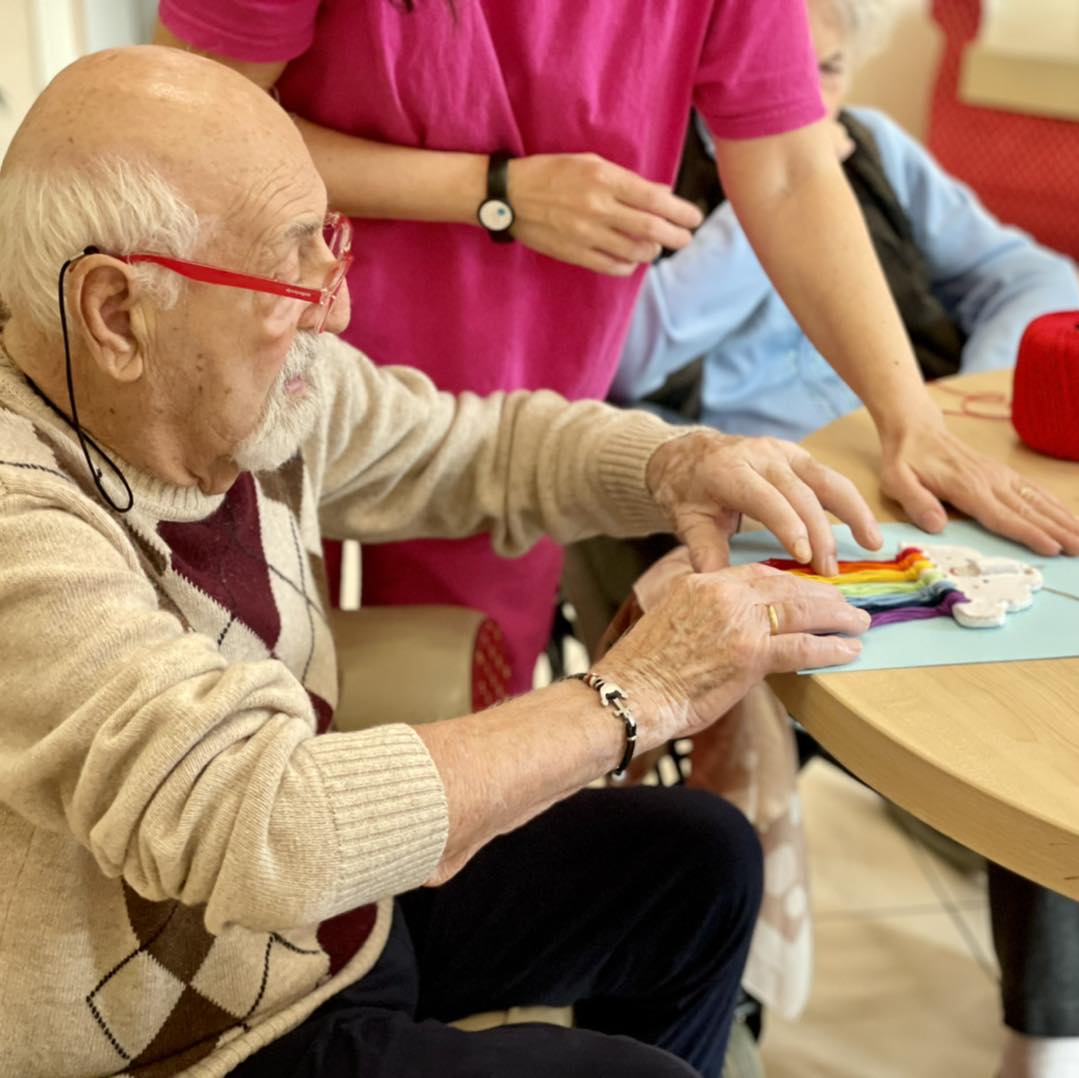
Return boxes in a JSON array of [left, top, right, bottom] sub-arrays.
[[116, 211, 352, 332]]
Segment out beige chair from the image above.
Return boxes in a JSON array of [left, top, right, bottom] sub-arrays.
[[330, 605, 509, 730]]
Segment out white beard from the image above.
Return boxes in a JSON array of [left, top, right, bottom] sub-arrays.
[[232, 331, 322, 474]]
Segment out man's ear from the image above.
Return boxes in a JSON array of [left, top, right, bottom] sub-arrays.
[[67, 255, 146, 384]]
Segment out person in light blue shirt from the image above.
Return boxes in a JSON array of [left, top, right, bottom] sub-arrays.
[[609, 2, 1079, 1076], [612, 104, 1078, 445]]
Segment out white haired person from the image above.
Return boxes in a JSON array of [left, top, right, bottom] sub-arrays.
[[0, 46, 889, 1078], [612, 1, 1079, 1076]]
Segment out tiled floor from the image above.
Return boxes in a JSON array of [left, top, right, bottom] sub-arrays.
[[760, 758, 1004, 1078]]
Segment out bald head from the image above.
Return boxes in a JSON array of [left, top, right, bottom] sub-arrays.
[[4, 45, 309, 215]]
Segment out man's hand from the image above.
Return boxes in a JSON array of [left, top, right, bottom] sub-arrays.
[[878, 415, 1079, 556], [645, 430, 883, 577], [596, 564, 870, 742], [507, 153, 703, 276]]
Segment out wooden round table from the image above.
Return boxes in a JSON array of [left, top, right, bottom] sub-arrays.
[[768, 369, 1079, 898]]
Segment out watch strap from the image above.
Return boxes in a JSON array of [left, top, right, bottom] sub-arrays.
[[481, 152, 515, 244], [488, 152, 511, 202]]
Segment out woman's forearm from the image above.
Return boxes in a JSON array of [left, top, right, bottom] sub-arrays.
[[295, 119, 488, 223], [716, 121, 937, 441]]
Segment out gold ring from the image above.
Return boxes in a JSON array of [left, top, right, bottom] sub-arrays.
[[767, 603, 780, 635], [1019, 485, 1038, 502]]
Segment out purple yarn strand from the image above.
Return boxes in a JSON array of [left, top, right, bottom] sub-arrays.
[[868, 588, 966, 628]]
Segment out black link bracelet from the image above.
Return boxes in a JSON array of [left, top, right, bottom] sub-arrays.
[[568, 672, 638, 780]]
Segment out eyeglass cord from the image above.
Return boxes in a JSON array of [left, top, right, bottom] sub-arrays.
[[24, 250, 135, 514]]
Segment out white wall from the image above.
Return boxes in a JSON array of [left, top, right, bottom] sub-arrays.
[[81, 0, 156, 54], [844, 0, 1079, 132], [848, 0, 941, 141], [0, 0, 81, 155], [0, 0, 154, 156], [0, 2, 34, 154], [0, 0, 78, 155], [962, 0, 1079, 120], [979, 0, 1079, 60]]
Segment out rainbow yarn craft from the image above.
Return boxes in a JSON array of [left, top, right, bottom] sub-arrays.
[[762, 544, 1042, 629]]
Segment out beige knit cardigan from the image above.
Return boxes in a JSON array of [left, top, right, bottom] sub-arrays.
[[0, 333, 674, 1077]]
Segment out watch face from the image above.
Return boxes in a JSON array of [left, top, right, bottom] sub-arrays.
[[478, 198, 514, 232]]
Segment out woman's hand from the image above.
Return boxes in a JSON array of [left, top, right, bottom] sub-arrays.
[[645, 430, 883, 577], [878, 414, 1079, 556], [596, 563, 869, 744], [507, 153, 703, 275]]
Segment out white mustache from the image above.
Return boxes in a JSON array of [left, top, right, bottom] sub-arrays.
[[280, 331, 320, 383]]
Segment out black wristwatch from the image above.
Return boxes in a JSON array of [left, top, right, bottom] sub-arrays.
[[476, 152, 515, 243]]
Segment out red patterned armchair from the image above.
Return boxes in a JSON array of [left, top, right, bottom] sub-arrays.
[[929, 0, 1079, 262]]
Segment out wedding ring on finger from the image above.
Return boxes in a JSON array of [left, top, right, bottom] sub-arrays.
[[1018, 485, 1038, 502], [766, 603, 780, 635]]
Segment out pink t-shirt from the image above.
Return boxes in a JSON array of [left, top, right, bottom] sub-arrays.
[[161, 0, 824, 691]]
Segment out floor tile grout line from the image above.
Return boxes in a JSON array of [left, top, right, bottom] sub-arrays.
[[906, 836, 999, 975], [815, 898, 988, 921], [901, 826, 1000, 978], [769, 767, 1001, 1077]]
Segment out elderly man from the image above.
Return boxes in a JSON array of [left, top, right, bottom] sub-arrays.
[[0, 48, 878, 1078]]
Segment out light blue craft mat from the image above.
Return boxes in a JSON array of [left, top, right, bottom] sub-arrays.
[[727, 520, 1079, 674]]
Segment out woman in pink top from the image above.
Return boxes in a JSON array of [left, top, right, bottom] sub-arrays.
[[157, 0, 1079, 692]]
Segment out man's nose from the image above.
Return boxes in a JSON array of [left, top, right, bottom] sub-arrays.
[[319, 280, 352, 335], [295, 279, 351, 334]]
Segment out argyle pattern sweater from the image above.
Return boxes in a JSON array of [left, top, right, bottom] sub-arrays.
[[0, 334, 673, 1077]]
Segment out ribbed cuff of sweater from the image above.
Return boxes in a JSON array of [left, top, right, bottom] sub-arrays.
[[306, 724, 448, 910], [594, 410, 697, 535]]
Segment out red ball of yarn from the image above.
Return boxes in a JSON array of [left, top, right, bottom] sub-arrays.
[[1012, 311, 1079, 462]]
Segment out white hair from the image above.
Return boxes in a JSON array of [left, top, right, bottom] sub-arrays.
[[821, 0, 894, 61], [0, 155, 200, 334]]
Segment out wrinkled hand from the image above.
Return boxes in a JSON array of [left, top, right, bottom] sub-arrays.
[[646, 430, 883, 576], [879, 416, 1079, 555], [507, 153, 703, 276], [596, 564, 870, 742]]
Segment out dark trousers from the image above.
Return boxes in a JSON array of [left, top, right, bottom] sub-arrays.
[[990, 863, 1079, 1037], [231, 786, 763, 1077]]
